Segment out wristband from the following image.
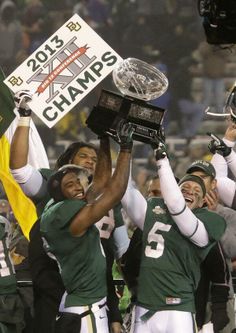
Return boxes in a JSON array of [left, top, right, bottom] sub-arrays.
[[18, 117, 31, 127]]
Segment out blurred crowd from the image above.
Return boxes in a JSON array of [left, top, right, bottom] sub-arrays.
[[1, 0, 236, 161], [2, 1, 236, 333]]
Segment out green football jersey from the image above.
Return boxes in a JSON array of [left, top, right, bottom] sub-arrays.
[[137, 197, 226, 313], [40, 198, 107, 307], [0, 217, 17, 295], [95, 202, 124, 239]]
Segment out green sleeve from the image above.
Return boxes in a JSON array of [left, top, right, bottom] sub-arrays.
[[195, 208, 226, 241], [39, 168, 54, 181], [53, 199, 87, 229]]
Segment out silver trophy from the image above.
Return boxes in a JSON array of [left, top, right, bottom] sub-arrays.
[[86, 57, 169, 143]]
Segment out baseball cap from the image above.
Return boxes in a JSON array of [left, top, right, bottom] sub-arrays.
[[178, 174, 206, 197], [186, 160, 216, 178]]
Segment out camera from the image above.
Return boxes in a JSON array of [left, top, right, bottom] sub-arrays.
[[198, 0, 236, 44]]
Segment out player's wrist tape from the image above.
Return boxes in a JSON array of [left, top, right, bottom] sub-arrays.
[[18, 117, 31, 127]]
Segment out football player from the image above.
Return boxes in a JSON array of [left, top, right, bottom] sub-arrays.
[[208, 121, 236, 209], [40, 128, 132, 332], [10, 90, 130, 333], [121, 140, 226, 333], [186, 160, 231, 332]]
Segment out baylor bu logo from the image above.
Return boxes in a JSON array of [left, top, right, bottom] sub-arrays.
[[26, 36, 96, 103]]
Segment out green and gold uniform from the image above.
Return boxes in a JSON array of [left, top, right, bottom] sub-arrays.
[[33, 169, 125, 326], [40, 198, 107, 307], [138, 197, 226, 313]]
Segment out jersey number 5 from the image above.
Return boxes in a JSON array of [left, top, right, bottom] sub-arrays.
[[145, 222, 171, 258]]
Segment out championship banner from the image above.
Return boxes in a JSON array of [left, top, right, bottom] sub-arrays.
[[4, 14, 123, 128]]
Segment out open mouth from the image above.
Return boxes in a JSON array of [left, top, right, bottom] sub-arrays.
[[74, 191, 84, 199], [184, 196, 193, 204]]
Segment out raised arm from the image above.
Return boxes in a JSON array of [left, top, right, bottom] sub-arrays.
[[153, 141, 209, 247], [10, 91, 45, 198], [70, 123, 134, 236], [10, 90, 32, 169], [208, 126, 236, 208], [223, 123, 236, 177], [121, 173, 147, 230]]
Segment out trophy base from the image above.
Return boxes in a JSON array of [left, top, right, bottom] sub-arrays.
[[86, 89, 166, 144]]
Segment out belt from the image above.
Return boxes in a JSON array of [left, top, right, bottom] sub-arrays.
[[61, 300, 107, 319]]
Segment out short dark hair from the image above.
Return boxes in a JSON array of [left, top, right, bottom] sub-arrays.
[[56, 141, 98, 169]]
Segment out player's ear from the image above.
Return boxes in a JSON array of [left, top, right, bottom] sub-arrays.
[[211, 178, 217, 191]]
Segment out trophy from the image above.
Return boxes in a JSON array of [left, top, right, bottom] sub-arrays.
[[86, 58, 168, 143]]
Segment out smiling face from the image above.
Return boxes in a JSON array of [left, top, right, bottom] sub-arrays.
[[61, 171, 89, 200], [179, 180, 205, 210], [71, 147, 97, 176]]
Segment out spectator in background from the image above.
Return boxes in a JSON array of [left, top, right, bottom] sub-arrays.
[[0, 199, 34, 333], [73, 0, 90, 22], [0, 0, 23, 75], [120, 12, 158, 60], [173, 56, 205, 140], [161, 20, 200, 129], [148, 52, 171, 130], [21, 0, 52, 54], [10, 224, 34, 333], [174, 141, 209, 179], [0, 214, 25, 333], [132, 166, 151, 196], [193, 41, 229, 114], [73, 0, 113, 43]]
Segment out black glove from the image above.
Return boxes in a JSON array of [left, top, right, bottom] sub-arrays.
[[14, 90, 32, 117], [150, 133, 167, 160], [207, 132, 231, 157], [153, 142, 167, 160], [107, 120, 134, 152], [211, 302, 229, 332]]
